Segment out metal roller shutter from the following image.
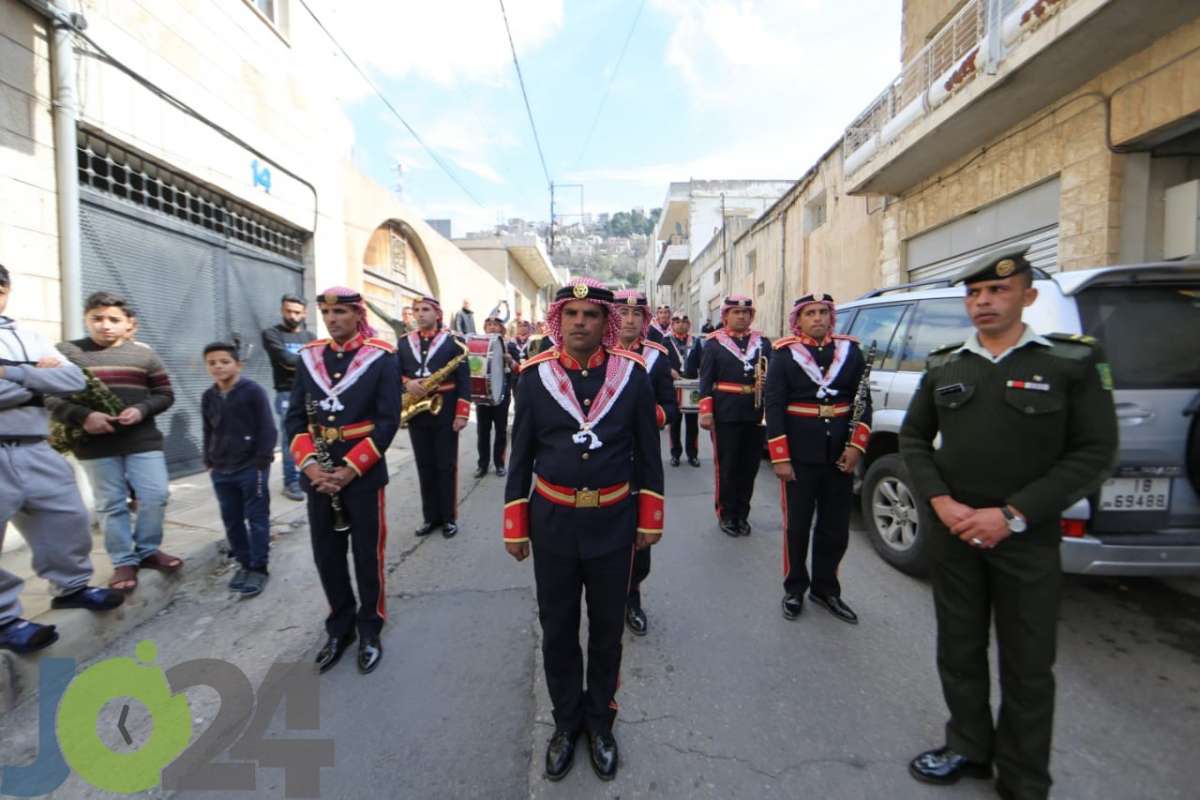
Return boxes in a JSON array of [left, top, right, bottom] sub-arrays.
[[77, 132, 305, 476], [908, 225, 1059, 283]]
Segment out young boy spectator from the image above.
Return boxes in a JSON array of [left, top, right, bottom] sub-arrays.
[[261, 294, 314, 502], [202, 342, 276, 597], [47, 291, 180, 593], [0, 264, 124, 653]]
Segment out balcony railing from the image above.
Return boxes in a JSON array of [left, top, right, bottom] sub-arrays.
[[842, 0, 1068, 177]]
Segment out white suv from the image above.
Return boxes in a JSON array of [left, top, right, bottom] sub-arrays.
[[837, 262, 1200, 577]]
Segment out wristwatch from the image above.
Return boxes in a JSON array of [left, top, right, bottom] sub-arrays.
[[1001, 506, 1027, 534]]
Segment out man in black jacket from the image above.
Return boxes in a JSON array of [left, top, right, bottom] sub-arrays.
[[666, 312, 702, 467], [262, 294, 315, 501]]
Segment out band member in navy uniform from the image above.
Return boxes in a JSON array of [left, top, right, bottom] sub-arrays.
[[613, 289, 676, 637], [666, 312, 702, 467], [698, 295, 771, 537], [286, 287, 401, 675], [647, 304, 671, 344], [508, 319, 534, 393], [474, 314, 512, 478], [397, 296, 470, 539], [765, 293, 870, 624], [503, 278, 664, 783]]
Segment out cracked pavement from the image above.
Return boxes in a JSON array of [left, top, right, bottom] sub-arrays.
[[0, 428, 1196, 798]]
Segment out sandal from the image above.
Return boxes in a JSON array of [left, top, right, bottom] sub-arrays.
[[139, 551, 184, 573], [109, 565, 138, 592]]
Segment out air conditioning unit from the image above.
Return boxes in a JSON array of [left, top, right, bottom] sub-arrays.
[[1163, 179, 1200, 259]]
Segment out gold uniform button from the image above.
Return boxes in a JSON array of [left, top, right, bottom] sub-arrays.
[[581, 369, 589, 377], [334, 372, 343, 379], [327, 415, 336, 422], [336, 352, 344, 359], [583, 398, 591, 406], [581, 452, 590, 460]]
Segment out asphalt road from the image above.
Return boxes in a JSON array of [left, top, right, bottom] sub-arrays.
[[1, 428, 1197, 799]]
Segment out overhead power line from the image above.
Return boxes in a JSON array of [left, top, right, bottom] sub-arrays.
[[296, 0, 486, 207], [498, 0, 553, 188], [575, 0, 646, 169]]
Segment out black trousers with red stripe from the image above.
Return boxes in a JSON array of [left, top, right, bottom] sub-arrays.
[[712, 421, 763, 521], [409, 423, 459, 524], [307, 484, 387, 638], [782, 463, 853, 598]]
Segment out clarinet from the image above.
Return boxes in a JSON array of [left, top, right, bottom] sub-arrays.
[[848, 341, 877, 445], [305, 395, 352, 533]]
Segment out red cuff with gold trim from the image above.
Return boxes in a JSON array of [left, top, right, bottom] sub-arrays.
[[850, 422, 870, 453], [768, 434, 790, 463], [503, 499, 529, 542], [455, 398, 471, 419], [655, 405, 666, 429], [290, 433, 316, 469], [637, 490, 665, 533], [344, 438, 382, 476], [698, 396, 714, 415]]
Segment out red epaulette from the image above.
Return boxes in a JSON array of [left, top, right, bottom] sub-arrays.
[[301, 338, 329, 350], [364, 337, 397, 353], [642, 339, 669, 354], [832, 333, 860, 344], [609, 347, 646, 368], [773, 336, 799, 350], [519, 349, 558, 373], [704, 330, 722, 340]]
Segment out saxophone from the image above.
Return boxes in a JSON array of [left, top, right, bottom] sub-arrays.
[[400, 339, 470, 428], [753, 351, 768, 410]]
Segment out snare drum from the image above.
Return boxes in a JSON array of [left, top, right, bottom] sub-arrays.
[[466, 334, 506, 405], [674, 378, 701, 413]]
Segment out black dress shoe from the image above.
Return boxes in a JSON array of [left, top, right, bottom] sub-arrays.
[[414, 522, 437, 537], [544, 728, 579, 781], [625, 605, 648, 636], [315, 631, 356, 673], [810, 593, 859, 624], [442, 521, 459, 539], [357, 635, 382, 674], [670, 455, 681, 467], [781, 593, 803, 620], [473, 466, 488, 478], [908, 747, 992, 785], [737, 519, 752, 536], [688, 457, 701, 467], [495, 466, 507, 477], [719, 518, 740, 537], [51, 586, 125, 611], [588, 731, 619, 781]]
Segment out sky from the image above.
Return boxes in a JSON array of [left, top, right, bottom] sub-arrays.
[[312, 0, 901, 237]]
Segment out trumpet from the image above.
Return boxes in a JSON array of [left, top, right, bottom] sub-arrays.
[[753, 352, 768, 410], [400, 339, 470, 427]]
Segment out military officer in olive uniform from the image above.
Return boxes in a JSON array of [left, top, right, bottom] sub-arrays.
[[899, 246, 1118, 800], [286, 288, 401, 675]]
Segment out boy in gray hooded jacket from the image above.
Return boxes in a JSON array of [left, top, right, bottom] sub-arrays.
[[0, 264, 123, 654]]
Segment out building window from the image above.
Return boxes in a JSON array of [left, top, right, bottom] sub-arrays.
[[712, 268, 721, 285], [804, 192, 827, 234], [757, 281, 766, 296], [243, 0, 289, 38], [746, 249, 757, 275], [389, 228, 408, 282]]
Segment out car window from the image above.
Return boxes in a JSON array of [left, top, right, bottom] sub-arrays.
[[846, 304, 909, 370], [897, 298, 974, 372], [835, 308, 857, 333], [1076, 284, 1200, 389]]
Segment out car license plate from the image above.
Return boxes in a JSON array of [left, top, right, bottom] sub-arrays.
[[1098, 478, 1171, 511]]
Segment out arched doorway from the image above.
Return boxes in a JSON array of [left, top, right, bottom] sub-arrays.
[[361, 220, 439, 341]]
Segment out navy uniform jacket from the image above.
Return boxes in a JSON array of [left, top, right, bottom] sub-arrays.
[[698, 329, 772, 423], [666, 334, 701, 380], [507, 337, 532, 391], [503, 346, 665, 559], [627, 338, 677, 429], [396, 328, 471, 426], [764, 334, 872, 466], [285, 334, 401, 492], [646, 322, 668, 345]]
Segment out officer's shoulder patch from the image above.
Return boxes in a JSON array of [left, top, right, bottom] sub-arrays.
[[609, 347, 647, 368], [1045, 333, 1096, 361], [704, 330, 722, 341], [642, 339, 668, 355], [302, 338, 329, 350], [363, 337, 396, 353], [773, 335, 799, 350], [831, 333, 860, 344], [519, 349, 557, 372], [926, 343, 962, 369]]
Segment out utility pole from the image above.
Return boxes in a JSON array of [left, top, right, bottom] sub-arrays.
[[720, 193, 728, 296], [548, 182, 585, 256], [549, 182, 555, 254]]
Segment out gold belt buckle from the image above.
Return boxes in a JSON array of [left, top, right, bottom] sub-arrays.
[[323, 427, 340, 443], [575, 488, 600, 509], [818, 404, 836, 419]]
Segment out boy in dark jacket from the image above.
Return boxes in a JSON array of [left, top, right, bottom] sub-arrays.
[[202, 342, 277, 597]]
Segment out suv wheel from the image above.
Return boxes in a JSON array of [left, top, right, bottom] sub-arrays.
[[861, 454, 929, 576]]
